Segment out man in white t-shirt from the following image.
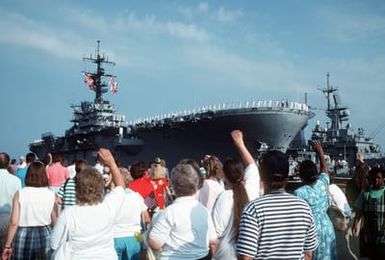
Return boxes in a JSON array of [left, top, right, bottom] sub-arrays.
[[0, 152, 21, 254]]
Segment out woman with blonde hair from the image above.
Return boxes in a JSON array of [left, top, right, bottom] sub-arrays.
[[149, 158, 171, 210]]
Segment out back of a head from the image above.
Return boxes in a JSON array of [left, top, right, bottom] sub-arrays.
[[51, 152, 62, 163], [203, 155, 223, 179], [130, 162, 146, 180], [160, 159, 166, 168], [260, 150, 289, 187], [119, 167, 133, 186], [76, 167, 104, 205], [75, 159, 88, 174], [25, 161, 49, 187], [299, 160, 318, 185], [0, 152, 10, 169], [26, 152, 36, 164], [171, 164, 199, 197], [223, 157, 244, 184], [179, 158, 201, 176], [150, 163, 165, 179]]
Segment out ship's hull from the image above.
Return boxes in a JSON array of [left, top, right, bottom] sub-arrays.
[[30, 107, 312, 167]]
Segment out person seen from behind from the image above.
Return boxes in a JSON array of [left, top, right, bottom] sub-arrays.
[[198, 155, 224, 213], [55, 159, 88, 215], [46, 152, 69, 193], [0, 152, 22, 255], [2, 161, 55, 260], [112, 167, 150, 260], [51, 148, 126, 259], [293, 140, 336, 259], [211, 130, 260, 259], [128, 162, 158, 213], [148, 164, 218, 259], [15, 152, 36, 187], [237, 150, 318, 260], [149, 158, 172, 210]]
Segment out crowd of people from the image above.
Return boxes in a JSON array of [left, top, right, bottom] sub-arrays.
[[1, 130, 385, 259]]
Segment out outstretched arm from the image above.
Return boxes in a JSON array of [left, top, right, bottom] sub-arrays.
[[231, 130, 254, 166], [311, 140, 328, 173], [97, 148, 125, 188]]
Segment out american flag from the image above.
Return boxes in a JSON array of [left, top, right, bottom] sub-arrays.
[[109, 76, 118, 94], [144, 191, 158, 210], [83, 73, 95, 90]]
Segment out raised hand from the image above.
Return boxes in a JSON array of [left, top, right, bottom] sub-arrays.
[[311, 140, 324, 154], [97, 148, 116, 167], [231, 130, 244, 147]]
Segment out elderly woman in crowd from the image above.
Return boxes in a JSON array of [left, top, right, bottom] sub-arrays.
[[148, 164, 218, 259], [2, 161, 55, 260], [51, 148, 125, 259], [211, 130, 260, 260]]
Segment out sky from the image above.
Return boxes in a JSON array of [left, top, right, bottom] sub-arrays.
[[1, 0, 385, 160]]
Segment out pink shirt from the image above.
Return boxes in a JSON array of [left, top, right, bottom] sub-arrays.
[[46, 162, 69, 187]]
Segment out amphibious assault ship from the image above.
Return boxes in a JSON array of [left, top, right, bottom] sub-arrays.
[[29, 42, 314, 167]]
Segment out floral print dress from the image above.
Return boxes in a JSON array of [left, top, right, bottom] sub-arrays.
[[294, 172, 337, 260]]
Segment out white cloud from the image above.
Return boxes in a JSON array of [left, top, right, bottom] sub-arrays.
[[71, 9, 210, 43], [211, 7, 243, 23], [0, 8, 84, 60], [166, 21, 209, 42]]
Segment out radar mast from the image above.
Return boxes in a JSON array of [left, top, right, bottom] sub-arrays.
[[83, 40, 116, 103]]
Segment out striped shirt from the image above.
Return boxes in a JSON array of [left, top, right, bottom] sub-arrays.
[[57, 178, 76, 208], [237, 190, 318, 259]]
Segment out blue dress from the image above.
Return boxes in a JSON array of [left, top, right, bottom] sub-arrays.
[[294, 172, 337, 260]]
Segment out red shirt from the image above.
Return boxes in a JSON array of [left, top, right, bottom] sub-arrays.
[[128, 177, 154, 199], [150, 178, 169, 209]]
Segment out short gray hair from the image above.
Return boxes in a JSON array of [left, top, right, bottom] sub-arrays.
[[171, 164, 199, 197]]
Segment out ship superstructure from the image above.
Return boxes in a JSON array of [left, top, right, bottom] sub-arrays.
[[311, 73, 383, 169], [30, 42, 314, 167]]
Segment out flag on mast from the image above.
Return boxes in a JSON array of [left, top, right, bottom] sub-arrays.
[[83, 73, 95, 90], [109, 76, 118, 94]]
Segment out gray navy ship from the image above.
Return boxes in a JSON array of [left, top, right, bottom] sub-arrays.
[[29, 42, 314, 167], [310, 73, 384, 171]]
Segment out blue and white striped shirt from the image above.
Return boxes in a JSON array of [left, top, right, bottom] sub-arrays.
[[237, 190, 318, 259]]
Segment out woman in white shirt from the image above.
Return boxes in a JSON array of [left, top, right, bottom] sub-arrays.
[[148, 164, 218, 259], [211, 130, 260, 260], [51, 148, 126, 260], [198, 155, 225, 213], [2, 161, 55, 260]]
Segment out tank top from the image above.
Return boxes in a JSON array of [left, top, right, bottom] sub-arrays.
[[18, 187, 55, 226]]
